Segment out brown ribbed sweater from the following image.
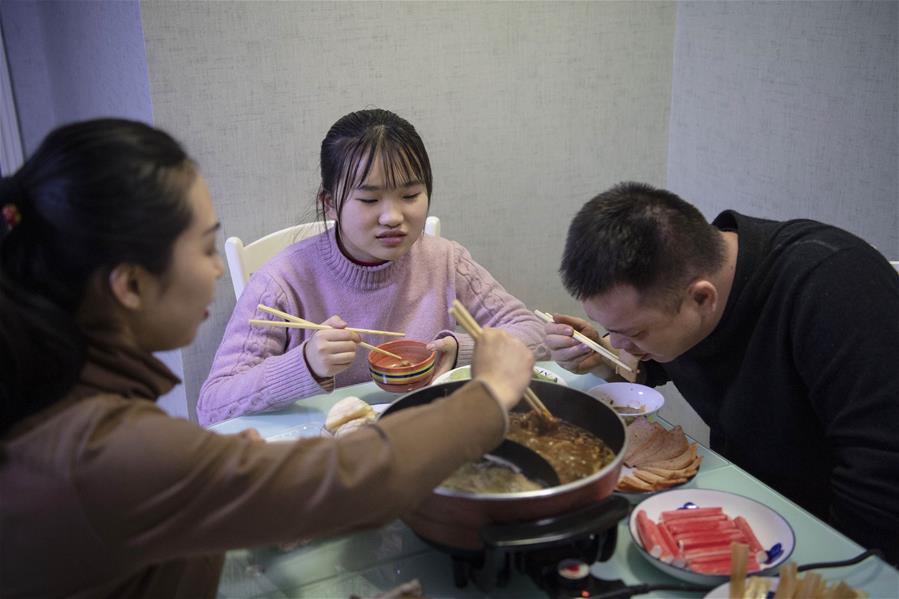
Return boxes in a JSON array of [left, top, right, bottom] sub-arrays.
[[0, 331, 506, 597]]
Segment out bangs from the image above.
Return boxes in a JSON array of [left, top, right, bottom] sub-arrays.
[[377, 140, 428, 190], [332, 128, 432, 212]]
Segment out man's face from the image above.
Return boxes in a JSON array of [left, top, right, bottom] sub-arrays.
[[582, 284, 708, 363]]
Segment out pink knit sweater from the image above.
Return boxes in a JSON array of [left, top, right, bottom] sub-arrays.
[[197, 231, 547, 425]]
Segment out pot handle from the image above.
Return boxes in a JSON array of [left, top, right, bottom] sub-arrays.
[[479, 494, 631, 551]]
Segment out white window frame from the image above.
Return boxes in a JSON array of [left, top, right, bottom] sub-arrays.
[[0, 21, 24, 175]]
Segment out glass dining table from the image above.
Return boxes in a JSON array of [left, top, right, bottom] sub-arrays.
[[208, 363, 899, 599]]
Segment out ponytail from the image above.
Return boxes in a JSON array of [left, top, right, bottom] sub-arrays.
[[0, 119, 194, 433]]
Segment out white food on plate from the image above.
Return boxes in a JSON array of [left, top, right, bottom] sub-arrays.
[[324, 396, 375, 433], [333, 417, 372, 438]]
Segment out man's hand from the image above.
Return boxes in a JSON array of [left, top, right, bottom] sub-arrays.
[[544, 313, 641, 381], [544, 313, 610, 374], [236, 428, 264, 443]]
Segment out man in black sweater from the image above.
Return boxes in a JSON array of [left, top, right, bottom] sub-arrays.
[[546, 182, 899, 565]]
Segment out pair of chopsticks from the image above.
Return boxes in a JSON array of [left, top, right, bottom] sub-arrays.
[[250, 304, 407, 362], [534, 309, 634, 373], [254, 305, 405, 337], [449, 300, 556, 423]]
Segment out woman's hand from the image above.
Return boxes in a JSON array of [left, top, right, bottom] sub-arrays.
[[236, 428, 264, 443], [471, 328, 534, 411], [303, 315, 361, 380], [427, 336, 458, 378]]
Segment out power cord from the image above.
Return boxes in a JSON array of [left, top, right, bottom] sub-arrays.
[[796, 548, 883, 572], [590, 581, 715, 598]]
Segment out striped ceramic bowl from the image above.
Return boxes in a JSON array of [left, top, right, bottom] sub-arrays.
[[368, 339, 437, 393]]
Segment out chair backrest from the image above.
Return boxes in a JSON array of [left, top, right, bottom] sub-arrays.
[[225, 215, 441, 299]]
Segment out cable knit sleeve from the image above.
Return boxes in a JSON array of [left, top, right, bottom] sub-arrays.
[[196, 271, 327, 426], [450, 242, 549, 366]]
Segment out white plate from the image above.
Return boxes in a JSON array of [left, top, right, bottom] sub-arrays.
[[431, 365, 568, 386], [587, 382, 664, 417], [628, 489, 795, 586], [704, 577, 778, 598]]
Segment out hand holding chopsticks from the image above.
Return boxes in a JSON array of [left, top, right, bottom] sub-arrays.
[[535, 309, 635, 374], [450, 300, 557, 427], [251, 304, 407, 362]]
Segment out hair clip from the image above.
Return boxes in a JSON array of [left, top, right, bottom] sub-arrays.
[[2, 203, 22, 229]]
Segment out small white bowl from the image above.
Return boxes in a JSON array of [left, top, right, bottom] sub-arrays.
[[587, 382, 664, 417], [431, 365, 568, 386], [628, 489, 795, 586]]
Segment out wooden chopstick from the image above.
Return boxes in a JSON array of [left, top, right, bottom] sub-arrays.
[[450, 300, 555, 422], [249, 319, 333, 332], [255, 304, 404, 337], [534, 309, 634, 373], [252, 306, 406, 362]]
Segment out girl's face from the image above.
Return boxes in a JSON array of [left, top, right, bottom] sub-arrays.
[[328, 156, 429, 263], [132, 174, 225, 351]]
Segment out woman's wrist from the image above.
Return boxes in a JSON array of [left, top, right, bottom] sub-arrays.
[[302, 342, 332, 385]]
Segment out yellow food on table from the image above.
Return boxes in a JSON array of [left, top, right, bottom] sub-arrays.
[[324, 396, 376, 435], [728, 542, 867, 599]]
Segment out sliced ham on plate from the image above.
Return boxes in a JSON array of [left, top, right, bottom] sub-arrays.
[[617, 416, 702, 493]]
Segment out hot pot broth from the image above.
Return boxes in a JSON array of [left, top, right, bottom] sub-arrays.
[[507, 412, 615, 484], [381, 358, 412, 368], [383, 380, 627, 550], [439, 411, 616, 493], [440, 460, 544, 493]]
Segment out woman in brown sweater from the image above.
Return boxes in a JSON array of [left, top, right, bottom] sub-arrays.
[[0, 119, 535, 598]]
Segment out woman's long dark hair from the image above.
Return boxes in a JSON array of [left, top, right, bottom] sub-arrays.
[[0, 118, 195, 433]]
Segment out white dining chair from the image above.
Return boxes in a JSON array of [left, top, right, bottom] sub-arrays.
[[225, 216, 441, 299]]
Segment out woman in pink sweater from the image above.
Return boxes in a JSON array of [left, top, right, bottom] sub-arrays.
[[198, 109, 547, 425]]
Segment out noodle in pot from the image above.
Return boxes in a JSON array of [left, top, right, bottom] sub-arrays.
[[438, 412, 616, 493]]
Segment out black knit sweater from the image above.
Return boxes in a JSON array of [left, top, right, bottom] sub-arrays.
[[644, 211, 899, 564]]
